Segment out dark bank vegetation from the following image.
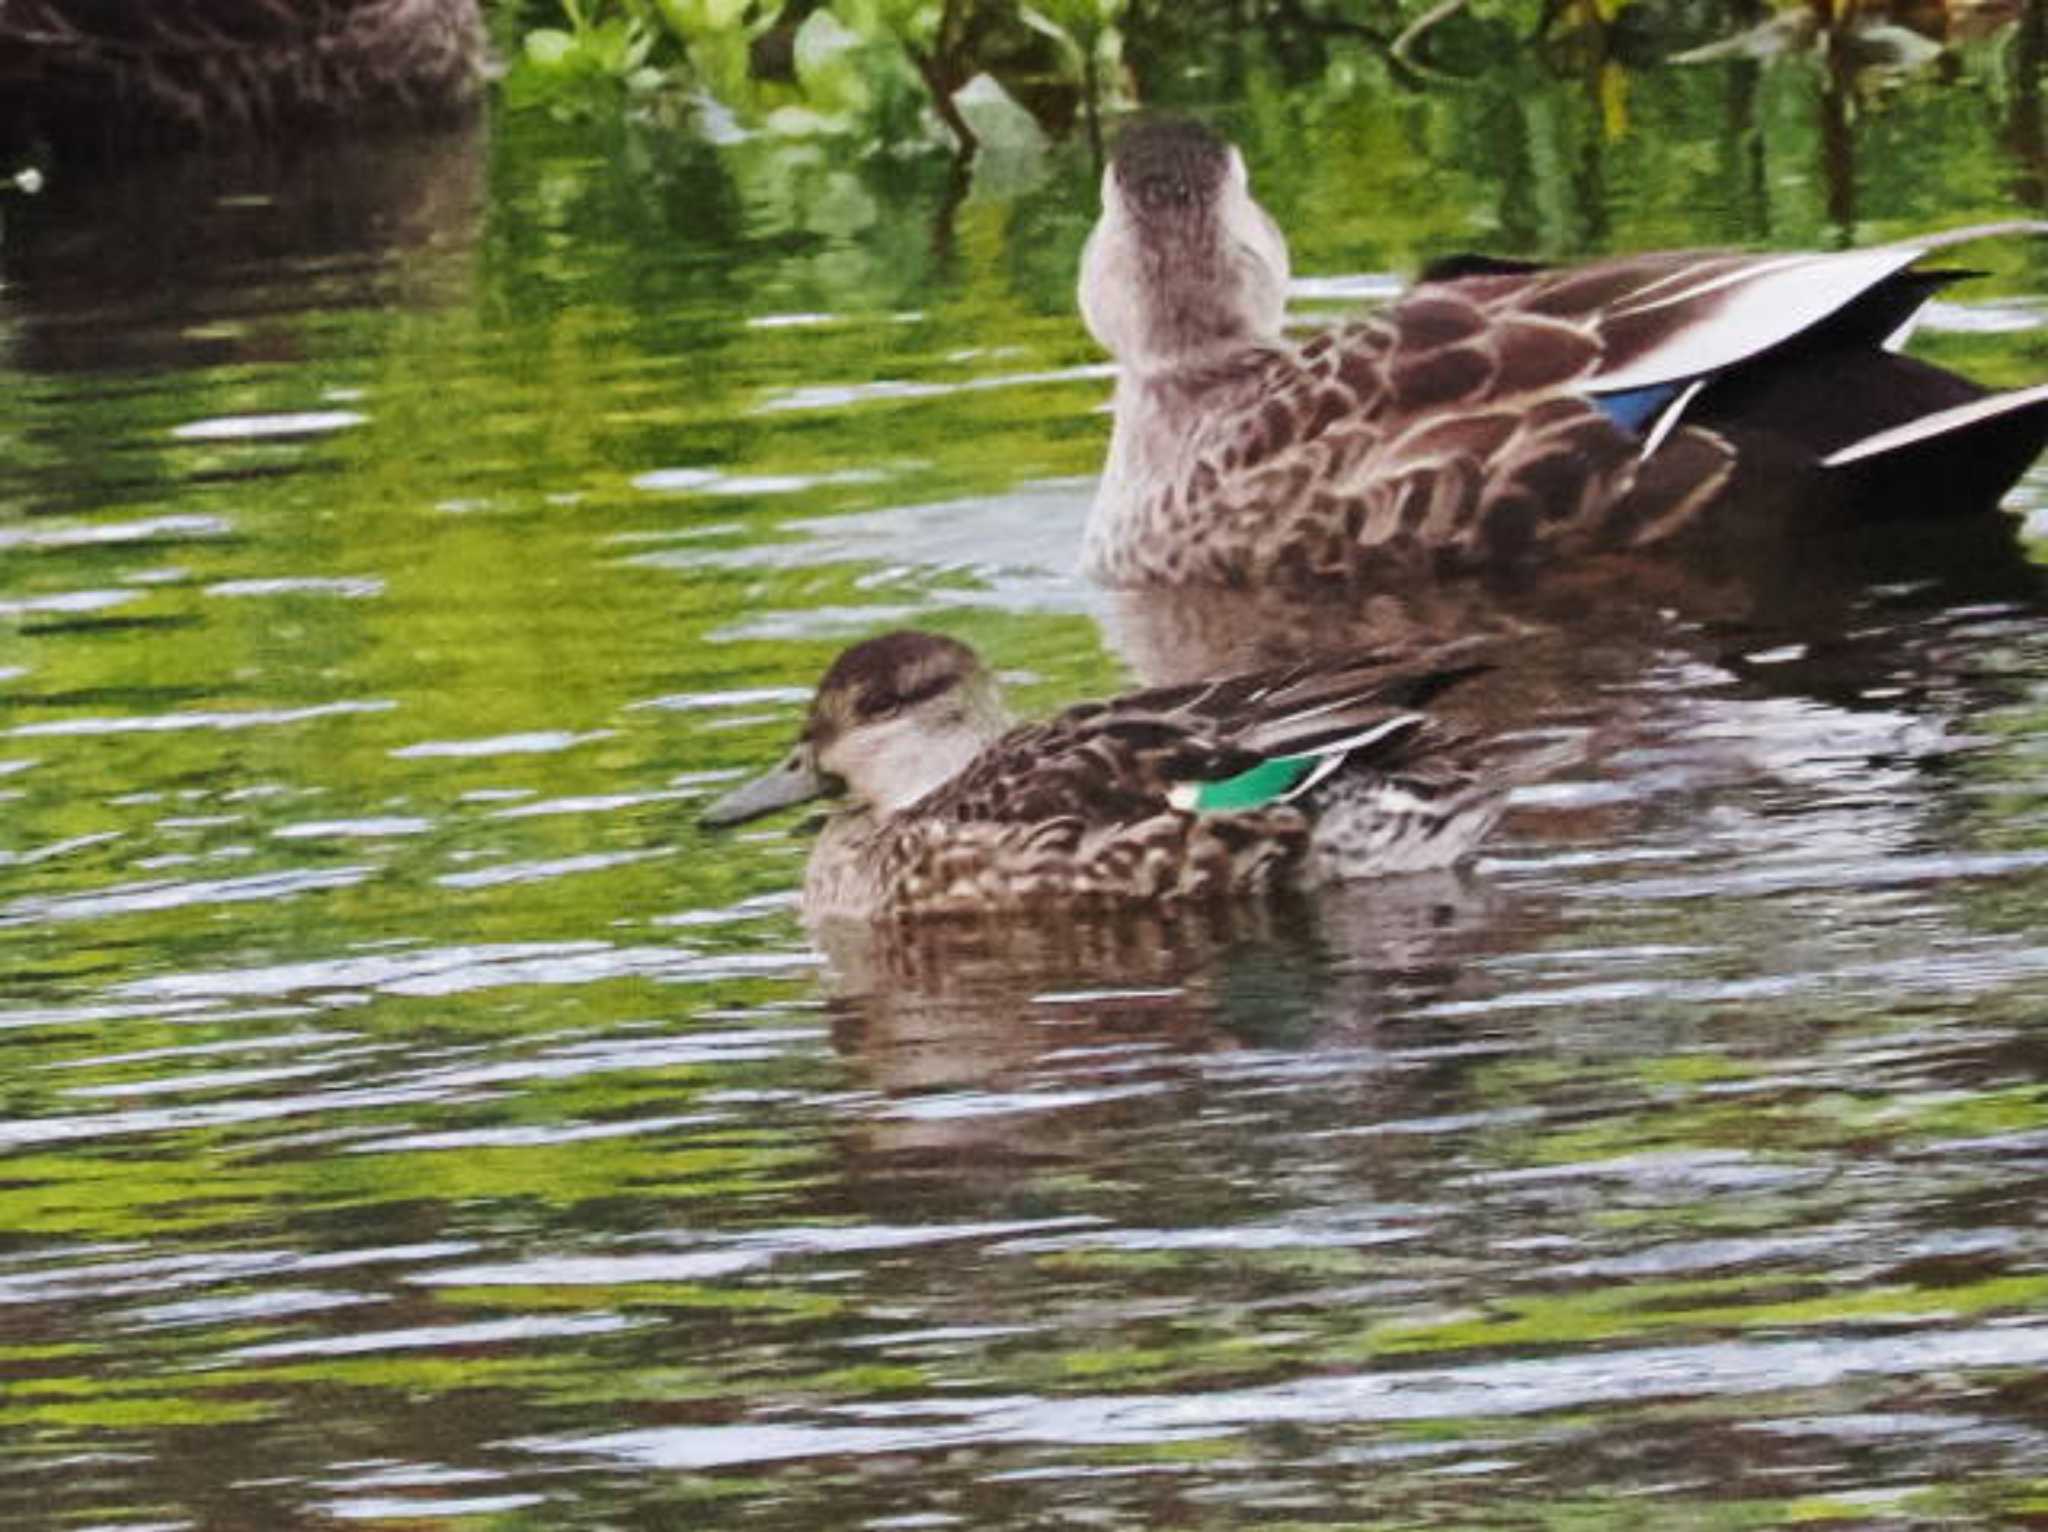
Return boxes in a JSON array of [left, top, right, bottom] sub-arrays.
[[489, 0, 2043, 162], [0, 0, 2034, 170]]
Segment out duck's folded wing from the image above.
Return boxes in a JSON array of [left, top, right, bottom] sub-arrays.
[[922, 714, 1268, 827], [1112, 646, 1488, 726], [1432, 223, 2048, 397]]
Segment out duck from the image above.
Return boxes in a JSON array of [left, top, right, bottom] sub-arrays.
[[0, 0, 485, 154], [1079, 115, 2048, 588], [697, 630, 1543, 920]]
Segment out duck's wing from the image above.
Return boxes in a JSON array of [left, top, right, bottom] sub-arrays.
[[1175, 315, 1672, 579], [1431, 222, 2048, 397], [919, 651, 1486, 828], [1107, 645, 1486, 757], [1054, 652, 1484, 816], [870, 655, 1500, 908], [1278, 227, 2048, 548]]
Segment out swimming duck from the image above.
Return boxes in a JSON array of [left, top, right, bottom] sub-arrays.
[[0, 0, 485, 153], [1079, 116, 2048, 588], [698, 630, 1530, 920]]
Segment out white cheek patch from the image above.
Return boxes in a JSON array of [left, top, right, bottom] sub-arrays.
[[830, 714, 985, 817]]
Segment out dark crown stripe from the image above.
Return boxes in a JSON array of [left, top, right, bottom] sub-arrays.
[[1111, 116, 1231, 213]]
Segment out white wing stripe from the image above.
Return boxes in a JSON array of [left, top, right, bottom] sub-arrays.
[[1823, 382, 2048, 467], [1639, 377, 1708, 460]]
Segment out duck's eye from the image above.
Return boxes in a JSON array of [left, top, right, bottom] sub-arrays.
[[1133, 171, 1194, 211], [858, 672, 956, 720], [894, 672, 958, 709]]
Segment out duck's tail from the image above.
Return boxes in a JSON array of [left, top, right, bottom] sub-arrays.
[[1821, 382, 2048, 512], [1306, 773, 1511, 879], [1304, 729, 1590, 881]]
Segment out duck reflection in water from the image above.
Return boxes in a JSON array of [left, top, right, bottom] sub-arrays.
[[808, 874, 1536, 1181], [0, 127, 487, 376]]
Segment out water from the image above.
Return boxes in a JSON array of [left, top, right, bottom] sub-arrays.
[[4, 46, 2048, 1531]]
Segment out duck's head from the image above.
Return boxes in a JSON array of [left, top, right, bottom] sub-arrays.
[[699, 631, 1012, 827], [1078, 116, 1291, 375]]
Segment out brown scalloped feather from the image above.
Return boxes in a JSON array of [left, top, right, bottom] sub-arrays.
[[1094, 283, 1735, 587]]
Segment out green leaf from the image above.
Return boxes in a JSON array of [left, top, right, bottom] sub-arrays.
[[524, 27, 579, 67], [794, 9, 870, 100], [657, 0, 755, 37]]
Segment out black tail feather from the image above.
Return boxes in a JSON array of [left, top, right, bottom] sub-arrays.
[[1823, 383, 2048, 514]]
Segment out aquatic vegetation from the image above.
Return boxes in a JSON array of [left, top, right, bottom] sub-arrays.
[[497, 0, 1109, 150]]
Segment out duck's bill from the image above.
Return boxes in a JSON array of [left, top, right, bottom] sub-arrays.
[[699, 744, 825, 828]]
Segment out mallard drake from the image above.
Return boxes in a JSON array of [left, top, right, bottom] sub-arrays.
[[698, 630, 1531, 920], [1079, 116, 2048, 588]]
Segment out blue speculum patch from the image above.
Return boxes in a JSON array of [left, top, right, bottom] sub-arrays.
[[1593, 381, 1689, 435]]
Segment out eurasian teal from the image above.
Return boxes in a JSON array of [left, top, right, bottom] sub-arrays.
[[698, 630, 1538, 919]]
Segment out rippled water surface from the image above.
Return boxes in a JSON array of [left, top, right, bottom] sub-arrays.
[[5, 52, 2048, 1531]]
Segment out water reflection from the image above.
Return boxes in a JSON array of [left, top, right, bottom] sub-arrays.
[[0, 127, 486, 377], [813, 877, 1570, 1198], [1105, 511, 2046, 801]]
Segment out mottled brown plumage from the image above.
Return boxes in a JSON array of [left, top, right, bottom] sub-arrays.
[[699, 631, 1533, 921], [1080, 117, 2048, 589], [0, 0, 485, 153]]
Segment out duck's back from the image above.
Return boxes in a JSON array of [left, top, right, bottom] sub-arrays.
[[1092, 298, 1692, 586]]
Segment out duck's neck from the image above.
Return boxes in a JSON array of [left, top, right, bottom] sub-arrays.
[[803, 808, 889, 923], [801, 714, 1004, 921], [1085, 353, 1275, 585]]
